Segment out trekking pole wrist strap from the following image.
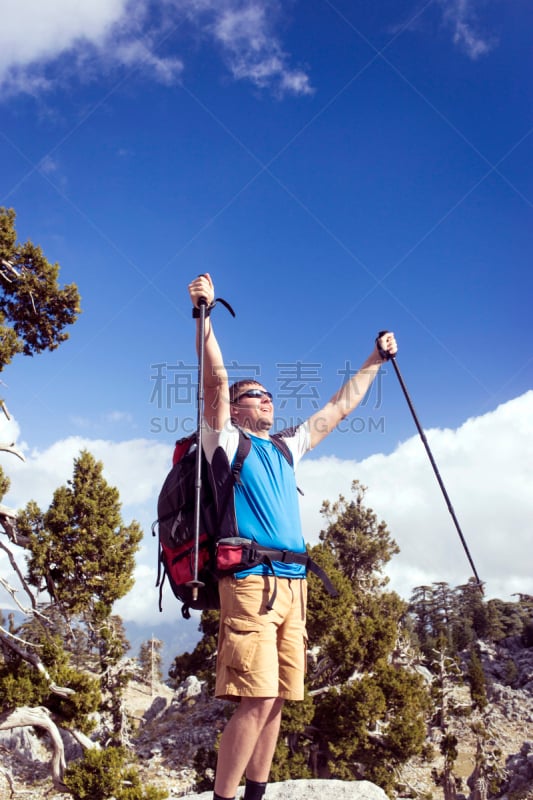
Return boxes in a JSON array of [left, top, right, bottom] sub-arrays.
[[192, 297, 236, 318]]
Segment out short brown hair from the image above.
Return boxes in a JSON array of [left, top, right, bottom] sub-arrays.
[[229, 379, 264, 404]]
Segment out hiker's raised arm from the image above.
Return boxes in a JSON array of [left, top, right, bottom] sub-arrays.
[[188, 273, 230, 431], [306, 331, 397, 449]]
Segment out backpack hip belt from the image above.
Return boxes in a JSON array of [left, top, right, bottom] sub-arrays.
[[216, 537, 338, 611]]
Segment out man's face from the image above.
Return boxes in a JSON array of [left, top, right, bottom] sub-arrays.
[[230, 383, 274, 433]]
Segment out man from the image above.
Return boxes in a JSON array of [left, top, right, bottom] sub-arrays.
[[188, 273, 397, 800]]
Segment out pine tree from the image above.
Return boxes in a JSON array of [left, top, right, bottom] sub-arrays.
[[318, 480, 400, 589], [21, 450, 142, 620], [456, 580, 490, 640], [467, 645, 488, 711], [409, 584, 438, 654], [486, 597, 531, 641], [0, 206, 80, 371], [1, 450, 145, 787]]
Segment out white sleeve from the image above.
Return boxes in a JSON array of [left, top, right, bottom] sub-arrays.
[[201, 420, 239, 465], [282, 421, 311, 467]]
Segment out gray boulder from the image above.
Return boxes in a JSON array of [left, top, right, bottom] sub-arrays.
[[190, 778, 389, 800]]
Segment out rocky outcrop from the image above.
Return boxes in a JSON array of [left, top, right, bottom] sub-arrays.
[[135, 676, 229, 769]]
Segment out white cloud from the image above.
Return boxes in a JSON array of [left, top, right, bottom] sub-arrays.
[[0, 0, 128, 67], [37, 155, 59, 175], [393, 0, 496, 61], [438, 0, 495, 59], [0, 0, 310, 98], [1, 392, 531, 629], [0, 0, 182, 97], [1, 435, 172, 512], [104, 410, 135, 425], [297, 391, 533, 603], [1, 1, 133, 94], [207, 1, 313, 95]]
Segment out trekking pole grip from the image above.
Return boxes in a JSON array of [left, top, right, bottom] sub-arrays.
[[376, 330, 392, 361]]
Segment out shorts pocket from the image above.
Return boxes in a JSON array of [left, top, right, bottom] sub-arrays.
[[221, 616, 262, 672]]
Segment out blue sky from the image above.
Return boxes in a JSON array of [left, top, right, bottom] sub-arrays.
[[0, 1, 532, 658]]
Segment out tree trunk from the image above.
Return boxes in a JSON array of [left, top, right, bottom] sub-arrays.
[[0, 706, 67, 789], [442, 769, 458, 800], [468, 764, 488, 800]]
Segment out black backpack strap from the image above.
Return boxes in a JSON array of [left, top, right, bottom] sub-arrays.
[[270, 432, 304, 495], [269, 432, 293, 467], [305, 557, 338, 597], [232, 428, 297, 481], [211, 429, 251, 537], [232, 429, 252, 484], [258, 553, 278, 611], [156, 545, 166, 613]]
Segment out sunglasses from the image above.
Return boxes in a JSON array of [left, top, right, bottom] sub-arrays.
[[233, 389, 273, 403]]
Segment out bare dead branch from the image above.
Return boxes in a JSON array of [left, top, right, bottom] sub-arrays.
[[0, 507, 32, 548], [0, 503, 16, 519], [68, 728, 100, 751], [0, 633, 74, 698], [0, 706, 67, 789], [0, 541, 37, 619], [0, 575, 42, 619], [0, 442, 25, 461], [0, 624, 43, 650]]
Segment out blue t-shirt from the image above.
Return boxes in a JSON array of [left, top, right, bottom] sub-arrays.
[[202, 423, 311, 579]]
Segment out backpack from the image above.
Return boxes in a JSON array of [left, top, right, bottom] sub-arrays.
[[154, 428, 338, 619]]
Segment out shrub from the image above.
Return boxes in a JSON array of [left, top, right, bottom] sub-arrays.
[[63, 746, 166, 800]]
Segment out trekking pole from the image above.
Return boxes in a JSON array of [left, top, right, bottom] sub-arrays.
[[189, 297, 208, 603], [189, 290, 236, 602], [377, 332, 484, 592]]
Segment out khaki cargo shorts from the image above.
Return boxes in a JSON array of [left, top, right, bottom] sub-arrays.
[[215, 574, 308, 702]]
